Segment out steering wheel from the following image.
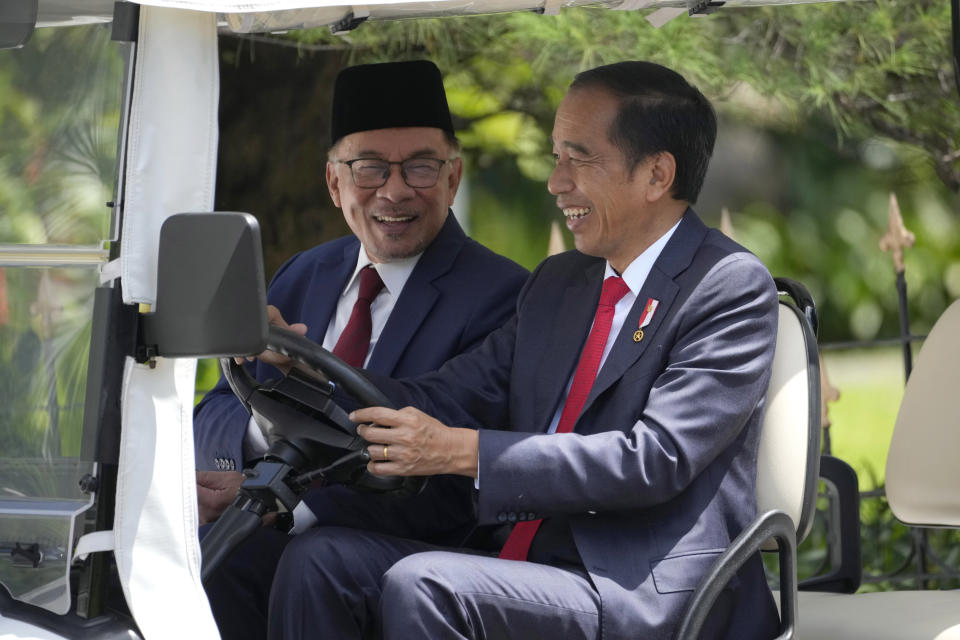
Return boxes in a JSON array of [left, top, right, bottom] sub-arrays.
[[201, 326, 426, 583], [221, 325, 426, 496]]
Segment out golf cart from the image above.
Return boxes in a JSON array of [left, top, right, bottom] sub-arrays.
[[0, 1, 956, 639]]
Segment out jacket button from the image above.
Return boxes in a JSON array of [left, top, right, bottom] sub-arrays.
[[587, 510, 597, 515], [527, 513, 537, 520], [497, 512, 507, 523], [507, 512, 517, 523], [517, 512, 527, 521]]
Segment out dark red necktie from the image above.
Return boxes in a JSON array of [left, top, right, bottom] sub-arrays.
[[499, 275, 631, 561], [332, 265, 385, 368]]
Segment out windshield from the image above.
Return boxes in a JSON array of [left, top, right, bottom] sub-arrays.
[[0, 22, 124, 614]]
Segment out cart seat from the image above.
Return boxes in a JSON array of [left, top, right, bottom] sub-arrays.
[[797, 298, 960, 639], [796, 590, 960, 639]]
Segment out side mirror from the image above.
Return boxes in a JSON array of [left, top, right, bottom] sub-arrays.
[[142, 212, 269, 358], [0, 0, 37, 50]]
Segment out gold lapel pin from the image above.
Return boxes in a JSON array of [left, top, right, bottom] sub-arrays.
[[635, 297, 660, 344]]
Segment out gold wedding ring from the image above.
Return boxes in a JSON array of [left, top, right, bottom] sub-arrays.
[[382, 445, 389, 461]]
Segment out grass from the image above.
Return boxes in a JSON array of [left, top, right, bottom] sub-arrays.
[[820, 347, 906, 490]]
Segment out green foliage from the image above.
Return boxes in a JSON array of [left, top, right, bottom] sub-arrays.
[[0, 24, 122, 245], [195, 358, 222, 405], [279, 2, 960, 341], [767, 488, 960, 592], [292, 1, 958, 188], [0, 24, 122, 499], [725, 138, 960, 341]]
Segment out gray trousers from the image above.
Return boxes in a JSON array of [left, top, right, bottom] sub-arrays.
[[267, 526, 601, 640]]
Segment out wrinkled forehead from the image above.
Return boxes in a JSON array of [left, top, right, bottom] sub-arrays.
[[334, 126, 451, 159]]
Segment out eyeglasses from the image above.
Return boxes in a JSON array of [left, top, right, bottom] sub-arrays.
[[337, 157, 451, 189]]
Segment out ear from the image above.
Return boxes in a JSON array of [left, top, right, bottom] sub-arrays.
[[446, 157, 464, 207], [326, 161, 342, 208], [645, 152, 677, 203]]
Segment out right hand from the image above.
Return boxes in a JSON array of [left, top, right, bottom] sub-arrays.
[[235, 304, 308, 373], [196, 470, 244, 524]]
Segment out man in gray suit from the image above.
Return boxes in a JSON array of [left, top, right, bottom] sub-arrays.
[[268, 61, 781, 640]]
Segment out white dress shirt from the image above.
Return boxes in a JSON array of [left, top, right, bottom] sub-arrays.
[[242, 246, 421, 459], [544, 218, 680, 434], [241, 244, 421, 533]]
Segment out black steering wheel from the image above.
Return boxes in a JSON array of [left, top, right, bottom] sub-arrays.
[[222, 325, 426, 496], [201, 326, 425, 583]]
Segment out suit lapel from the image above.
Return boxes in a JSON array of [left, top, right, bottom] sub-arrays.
[[530, 260, 605, 432], [579, 210, 710, 426], [306, 242, 357, 344], [366, 212, 464, 375], [582, 268, 678, 413]]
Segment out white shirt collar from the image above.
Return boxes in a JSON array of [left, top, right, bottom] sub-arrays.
[[604, 218, 682, 294], [344, 244, 422, 298]]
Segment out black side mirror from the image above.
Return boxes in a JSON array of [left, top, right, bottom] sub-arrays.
[[142, 212, 269, 358], [0, 0, 37, 50]]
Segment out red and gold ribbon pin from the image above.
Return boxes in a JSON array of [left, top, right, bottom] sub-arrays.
[[633, 298, 659, 342]]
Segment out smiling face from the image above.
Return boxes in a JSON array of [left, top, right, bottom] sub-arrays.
[[548, 86, 682, 273], [326, 127, 462, 263]]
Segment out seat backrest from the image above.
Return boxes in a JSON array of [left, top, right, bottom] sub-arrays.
[[885, 298, 960, 527], [756, 284, 822, 544]]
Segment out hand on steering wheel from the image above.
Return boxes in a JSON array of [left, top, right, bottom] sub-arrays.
[[221, 322, 427, 496]]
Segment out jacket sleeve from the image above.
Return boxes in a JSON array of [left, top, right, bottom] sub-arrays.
[[363, 259, 542, 431], [473, 253, 778, 522], [193, 370, 252, 471]]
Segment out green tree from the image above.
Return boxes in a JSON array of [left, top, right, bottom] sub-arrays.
[[293, 0, 959, 192], [276, 2, 959, 343]]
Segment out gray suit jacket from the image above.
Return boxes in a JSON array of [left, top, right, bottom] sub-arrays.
[[374, 210, 781, 639]]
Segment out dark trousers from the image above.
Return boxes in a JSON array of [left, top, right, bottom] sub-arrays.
[[202, 524, 292, 640], [268, 526, 602, 640]]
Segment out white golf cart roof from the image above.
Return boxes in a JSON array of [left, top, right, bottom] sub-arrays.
[[37, 0, 854, 30]]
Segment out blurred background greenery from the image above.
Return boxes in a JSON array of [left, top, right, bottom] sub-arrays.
[[0, 24, 120, 500]]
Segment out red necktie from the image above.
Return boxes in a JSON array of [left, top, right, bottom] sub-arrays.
[[332, 265, 385, 368], [499, 275, 631, 561]]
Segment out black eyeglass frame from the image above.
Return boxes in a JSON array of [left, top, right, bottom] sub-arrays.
[[336, 157, 454, 189]]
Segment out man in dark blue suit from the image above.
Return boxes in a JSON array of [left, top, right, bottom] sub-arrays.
[[193, 60, 527, 639], [269, 61, 781, 640]]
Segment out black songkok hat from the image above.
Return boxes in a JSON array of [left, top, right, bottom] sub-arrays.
[[330, 60, 455, 146]]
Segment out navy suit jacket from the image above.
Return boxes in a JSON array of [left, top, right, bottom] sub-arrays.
[[193, 213, 528, 543], [369, 211, 781, 639]]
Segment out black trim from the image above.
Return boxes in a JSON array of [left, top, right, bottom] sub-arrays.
[[81, 286, 139, 465], [689, 1, 725, 16], [330, 12, 367, 34], [775, 277, 818, 337], [110, 2, 139, 43], [74, 464, 119, 620], [799, 455, 862, 593], [0, 0, 37, 50], [675, 510, 797, 640]]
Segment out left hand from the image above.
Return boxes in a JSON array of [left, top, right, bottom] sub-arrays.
[[235, 305, 308, 372], [352, 406, 479, 478], [196, 470, 244, 524]]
